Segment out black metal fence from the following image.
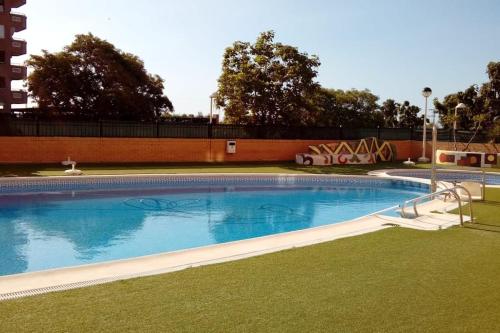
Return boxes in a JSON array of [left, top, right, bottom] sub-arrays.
[[0, 119, 491, 142]]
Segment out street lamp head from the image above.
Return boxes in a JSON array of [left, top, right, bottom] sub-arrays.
[[455, 103, 467, 111], [210, 92, 218, 99], [422, 87, 432, 98]]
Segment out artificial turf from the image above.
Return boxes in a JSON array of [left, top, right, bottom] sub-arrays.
[[0, 190, 499, 332], [0, 161, 412, 177], [1, 161, 499, 177]]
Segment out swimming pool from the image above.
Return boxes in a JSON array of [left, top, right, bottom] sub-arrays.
[[0, 175, 428, 276]]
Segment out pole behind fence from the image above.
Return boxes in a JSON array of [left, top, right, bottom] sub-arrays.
[[208, 124, 213, 139]]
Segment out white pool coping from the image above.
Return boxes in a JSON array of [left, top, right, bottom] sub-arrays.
[[0, 172, 461, 300], [0, 213, 396, 300], [370, 168, 500, 188]]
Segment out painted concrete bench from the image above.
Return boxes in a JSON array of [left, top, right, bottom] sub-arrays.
[[437, 150, 500, 168], [296, 137, 395, 166]]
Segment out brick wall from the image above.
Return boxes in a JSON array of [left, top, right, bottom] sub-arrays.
[[0, 137, 338, 164], [0, 136, 497, 164]]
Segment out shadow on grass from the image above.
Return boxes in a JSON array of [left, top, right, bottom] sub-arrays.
[[465, 224, 500, 233], [0, 161, 419, 177], [480, 200, 500, 207], [0, 165, 60, 177], [277, 162, 417, 175]]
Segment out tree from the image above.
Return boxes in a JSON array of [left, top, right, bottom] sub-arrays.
[[434, 85, 487, 130], [482, 62, 500, 122], [312, 88, 381, 127], [216, 31, 320, 126], [398, 101, 420, 128], [27, 33, 173, 121], [381, 99, 399, 127], [434, 62, 500, 134]]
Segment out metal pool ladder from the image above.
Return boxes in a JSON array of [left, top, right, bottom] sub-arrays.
[[400, 185, 474, 227]]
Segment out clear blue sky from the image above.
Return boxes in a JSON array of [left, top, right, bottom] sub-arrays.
[[16, 0, 500, 116]]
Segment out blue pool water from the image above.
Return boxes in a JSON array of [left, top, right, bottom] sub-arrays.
[[0, 183, 426, 276]]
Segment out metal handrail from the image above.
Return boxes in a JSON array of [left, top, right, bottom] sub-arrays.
[[368, 205, 401, 217], [453, 185, 474, 223], [400, 185, 474, 227]]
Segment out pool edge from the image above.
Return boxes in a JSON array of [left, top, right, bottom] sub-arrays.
[[0, 173, 429, 300], [0, 214, 393, 300]]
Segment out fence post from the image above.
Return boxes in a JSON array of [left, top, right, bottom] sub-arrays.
[[99, 120, 103, 137], [339, 126, 343, 140], [377, 126, 381, 140], [409, 127, 413, 141], [36, 117, 40, 137], [156, 121, 160, 138], [208, 123, 213, 139]]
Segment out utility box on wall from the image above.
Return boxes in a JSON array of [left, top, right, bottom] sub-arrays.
[[226, 140, 236, 154]]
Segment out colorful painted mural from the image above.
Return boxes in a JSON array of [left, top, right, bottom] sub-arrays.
[[296, 137, 396, 166], [437, 150, 500, 168]]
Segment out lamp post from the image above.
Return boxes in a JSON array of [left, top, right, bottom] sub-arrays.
[[430, 123, 438, 193], [418, 87, 432, 163], [454, 103, 467, 151], [209, 92, 218, 124]]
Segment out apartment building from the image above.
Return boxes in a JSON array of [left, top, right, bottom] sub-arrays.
[[0, 0, 27, 113]]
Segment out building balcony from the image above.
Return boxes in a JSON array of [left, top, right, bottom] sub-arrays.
[[0, 88, 10, 104], [11, 90, 27, 104], [11, 13, 27, 32], [10, 64, 26, 80], [11, 39, 26, 56], [10, 0, 27, 9]]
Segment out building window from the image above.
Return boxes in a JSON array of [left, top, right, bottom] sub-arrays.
[[0, 51, 5, 63], [0, 25, 5, 39], [0, 77, 6, 89]]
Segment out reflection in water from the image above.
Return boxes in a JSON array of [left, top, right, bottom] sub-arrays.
[[0, 185, 425, 276], [123, 198, 206, 218], [26, 203, 146, 261], [209, 202, 315, 243], [0, 208, 29, 275]]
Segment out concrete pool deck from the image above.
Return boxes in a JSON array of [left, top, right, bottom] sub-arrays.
[[0, 172, 469, 300]]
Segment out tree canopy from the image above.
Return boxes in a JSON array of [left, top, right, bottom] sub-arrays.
[[215, 31, 321, 126], [215, 31, 428, 129], [434, 62, 500, 139], [27, 33, 173, 121], [313, 88, 384, 128]]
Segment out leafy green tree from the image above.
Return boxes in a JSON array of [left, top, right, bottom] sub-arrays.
[[482, 62, 500, 122], [433, 82, 494, 149], [398, 101, 421, 128], [27, 33, 173, 121], [312, 88, 381, 127], [381, 99, 399, 127], [434, 62, 500, 134], [216, 31, 320, 126]]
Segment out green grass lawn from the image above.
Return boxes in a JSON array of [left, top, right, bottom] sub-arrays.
[[0, 161, 409, 177], [1, 189, 500, 332], [2, 161, 500, 177]]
